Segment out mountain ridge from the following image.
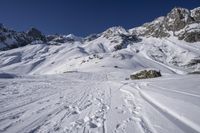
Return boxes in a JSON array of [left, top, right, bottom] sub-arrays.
[[0, 7, 200, 51], [0, 7, 200, 75]]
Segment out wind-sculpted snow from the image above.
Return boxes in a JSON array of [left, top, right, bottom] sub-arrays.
[[0, 72, 200, 133]]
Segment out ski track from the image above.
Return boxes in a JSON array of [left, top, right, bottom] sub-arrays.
[[120, 89, 155, 133], [0, 73, 200, 133], [134, 83, 200, 133]]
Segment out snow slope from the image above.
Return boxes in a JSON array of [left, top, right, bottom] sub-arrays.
[[0, 6, 200, 133], [0, 71, 200, 133], [0, 35, 199, 75]]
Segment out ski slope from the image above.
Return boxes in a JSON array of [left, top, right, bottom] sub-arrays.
[[0, 71, 200, 133]]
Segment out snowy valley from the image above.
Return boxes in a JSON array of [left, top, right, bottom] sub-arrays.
[[0, 7, 200, 133]]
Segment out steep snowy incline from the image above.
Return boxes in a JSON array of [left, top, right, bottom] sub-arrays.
[[0, 71, 200, 133]]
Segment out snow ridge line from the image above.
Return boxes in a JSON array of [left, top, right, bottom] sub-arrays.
[[136, 84, 200, 133]]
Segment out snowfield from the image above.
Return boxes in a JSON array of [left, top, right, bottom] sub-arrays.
[[1, 12, 200, 132], [0, 71, 200, 133], [0, 35, 200, 133]]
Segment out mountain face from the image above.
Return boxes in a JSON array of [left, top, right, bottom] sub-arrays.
[[0, 7, 200, 75], [130, 7, 200, 42], [1, 7, 200, 133], [0, 24, 46, 50], [0, 7, 199, 51]]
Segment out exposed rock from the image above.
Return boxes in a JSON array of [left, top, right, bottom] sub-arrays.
[[27, 28, 46, 42], [102, 26, 128, 38], [0, 25, 47, 50], [130, 69, 161, 80], [183, 32, 200, 42], [46, 35, 58, 42], [186, 58, 200, 67], [191, 7, 200, 21], [52, 36, 66, 43], [164, 7, 194, 31], [85, 34, 100, 42], [178, 23, 200, 42], [130, 7, 200, 43], [114, 44, 122, 51], [136, 17, 170, 38], [47, 34, 83, 45], [1, 7, 200, 51]]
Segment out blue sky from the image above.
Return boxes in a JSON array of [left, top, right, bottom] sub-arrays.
[[0, 0, 199, 36]]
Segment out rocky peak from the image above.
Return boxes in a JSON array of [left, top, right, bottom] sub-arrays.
[[0, 23, 10, 33], [27, 27, 46, 42], [130, 16, 169, 38], [47, 34, 83, 45], [102, 26, 128, 38], [164, 7, 194, 31], [130, 6, 200, 43], [191, 7, 200, 21], [0, 23, 5, 30], [0, 25, 47, 50]]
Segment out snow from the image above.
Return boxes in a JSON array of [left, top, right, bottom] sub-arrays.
[[0, 15, 200, 132], [191, 7, 200, 18], [0, 71, 200, 133], [1, 35, 199, 75]]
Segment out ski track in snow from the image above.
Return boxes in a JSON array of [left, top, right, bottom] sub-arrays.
[[0, 72, 200, 133], [134, 83, 200, 133]]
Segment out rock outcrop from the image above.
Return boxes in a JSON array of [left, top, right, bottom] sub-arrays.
[[130, 7, 200, 43], [130, 69, 161, 80], [0, 24, 46, 50]]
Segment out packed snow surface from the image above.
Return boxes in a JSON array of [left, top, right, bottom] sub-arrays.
[[0, 71, 200, 133]]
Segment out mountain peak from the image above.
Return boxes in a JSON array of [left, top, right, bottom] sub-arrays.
[[191, 7, 200, 21], [27, 27, 46, 42], [0, 7, 200, 51], [129, 6, 200, 42], [103, 26, 128, 36]]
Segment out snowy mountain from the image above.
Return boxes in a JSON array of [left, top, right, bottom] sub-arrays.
[[0, 7, 200, 75], [0, 24, 46, 50], [0, 7, 200, 133], [129, 7, 200, 42]]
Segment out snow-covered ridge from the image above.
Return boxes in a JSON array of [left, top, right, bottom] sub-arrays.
[[1, 7, 200, 133], [0, 7, 200, 75], [0, 7, 200, 51], [0, 25, 46, 50], [129, 7, 200, 42]]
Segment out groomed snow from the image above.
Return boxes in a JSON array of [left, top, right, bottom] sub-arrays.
[[0, 71, 200, 133]]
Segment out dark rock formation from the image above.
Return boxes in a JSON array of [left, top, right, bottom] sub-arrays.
[[0, 24, 47, 50], [27, 28, 46, 42], [130, 69, 161, 80], [131, 7, 200, 43]]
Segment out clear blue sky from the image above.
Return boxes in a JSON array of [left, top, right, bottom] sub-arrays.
[[0, 0, 199, 36]]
